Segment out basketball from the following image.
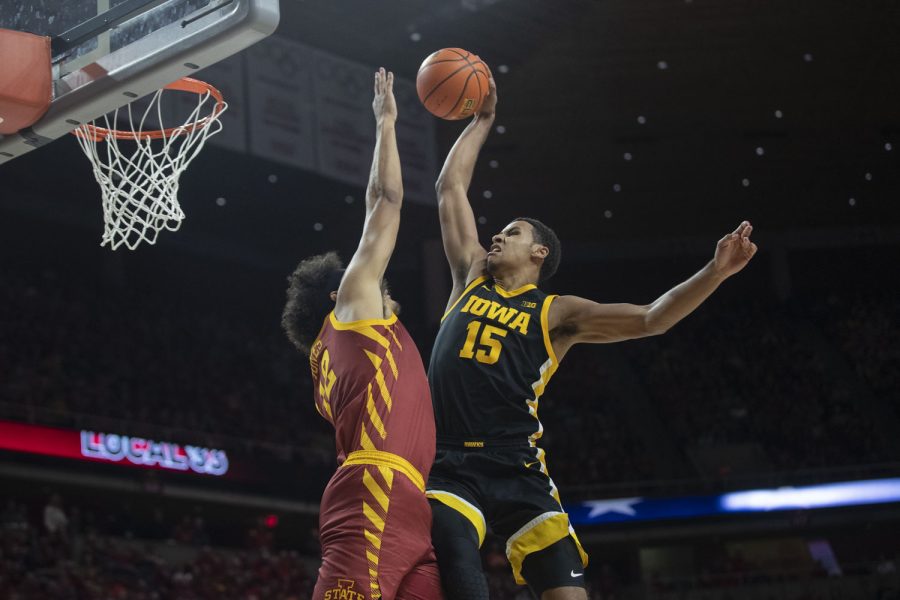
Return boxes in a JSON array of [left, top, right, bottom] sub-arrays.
[[416, 48, 491, 120]]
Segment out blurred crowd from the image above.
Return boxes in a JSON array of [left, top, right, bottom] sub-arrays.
[[3, 493, 898, 600], [1, 265, 897, 494], [812, 292, 900, 415], [1, 496, 317, 600], [624, 300, 891, 472], [0, 267, 335, 468]]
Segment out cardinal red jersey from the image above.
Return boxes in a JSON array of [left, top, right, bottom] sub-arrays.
[[309, 311, 442, 600], [310, 311, 436, 478]]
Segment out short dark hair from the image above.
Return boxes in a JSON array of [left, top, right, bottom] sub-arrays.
[[514, 217, 561, 281], [281, 252, 344, 355]]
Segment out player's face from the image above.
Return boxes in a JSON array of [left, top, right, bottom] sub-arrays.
[[487, 220, 539, 274]]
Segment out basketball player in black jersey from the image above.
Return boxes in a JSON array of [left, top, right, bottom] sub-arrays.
[[426, 78, 758, 600]]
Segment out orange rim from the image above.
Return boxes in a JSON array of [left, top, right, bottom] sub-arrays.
[[72, 77, 226, 141]]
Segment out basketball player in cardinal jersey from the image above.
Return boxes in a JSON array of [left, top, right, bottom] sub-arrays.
[[281, 69, 443, 600]]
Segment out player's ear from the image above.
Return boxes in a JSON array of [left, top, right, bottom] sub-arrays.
[[531, 244, 549, 260], [329, 291, 338, 302]]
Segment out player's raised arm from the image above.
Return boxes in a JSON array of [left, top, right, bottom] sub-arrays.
[[435, 78, 497, 300], [334, 68, 403, 322], [549, 222, 758, 354]]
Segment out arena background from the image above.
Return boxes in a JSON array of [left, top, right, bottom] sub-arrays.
[[1, 0, 899, 598]]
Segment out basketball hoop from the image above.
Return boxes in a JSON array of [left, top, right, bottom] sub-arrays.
[[72, 77, 227, 250]]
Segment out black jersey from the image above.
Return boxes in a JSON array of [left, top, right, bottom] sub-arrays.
[[428, 275, 559, 445]]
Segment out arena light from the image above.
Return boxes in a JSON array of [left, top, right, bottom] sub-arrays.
[[567, 477, 900, 526], [720, 479, 900, 512]]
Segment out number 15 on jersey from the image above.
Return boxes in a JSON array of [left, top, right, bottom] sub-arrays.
[[459, 321, 508, 365]]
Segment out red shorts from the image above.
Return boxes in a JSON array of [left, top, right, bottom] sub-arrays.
[[313, 464, 444, 600]]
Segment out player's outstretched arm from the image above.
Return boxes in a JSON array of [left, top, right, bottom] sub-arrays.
[[334, 68, 403, 322], [550, 222, 758, 352], [435, 78, 497, 303]]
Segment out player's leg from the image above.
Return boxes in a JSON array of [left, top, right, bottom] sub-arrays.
[[521, 536, 587, 600], [373, 472, 443, 600], [428, 499, 490, 600], [489, 448, 589, 600], [393, 557, 445, 600], [313, 466, 377, 599]]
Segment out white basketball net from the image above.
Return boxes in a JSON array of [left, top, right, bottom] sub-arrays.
[[74, 84, 227, 250]]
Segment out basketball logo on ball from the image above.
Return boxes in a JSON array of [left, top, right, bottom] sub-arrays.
[[416, 48, 491, 120]]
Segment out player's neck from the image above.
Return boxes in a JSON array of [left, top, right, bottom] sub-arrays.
[[491, 269, 538, 293]]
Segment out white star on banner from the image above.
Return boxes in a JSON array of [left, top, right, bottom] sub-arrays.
[[583, 498, 643, 518]]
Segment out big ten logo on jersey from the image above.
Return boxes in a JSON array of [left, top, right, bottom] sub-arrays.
[[324, 579, 365, 600]]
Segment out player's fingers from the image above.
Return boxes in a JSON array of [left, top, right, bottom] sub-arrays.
[[742, 224, 753, 240], [732, 220, 749, 235], [387, 71, 394, 91]]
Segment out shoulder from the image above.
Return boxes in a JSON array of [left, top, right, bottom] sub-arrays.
[[546, 294, 582, 328]]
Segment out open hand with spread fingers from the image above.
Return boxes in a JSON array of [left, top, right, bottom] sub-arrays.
[[373, 67, 397, 123], [713, 221, 758, 278]]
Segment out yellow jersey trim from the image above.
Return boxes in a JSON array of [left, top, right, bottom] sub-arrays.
[[540, 294, 560, 373], [426, 490, 487, 547], [441, 276, 489, 322], [494, 282, 538, 298], [342, 449, 425, 493], [505, 511, 589, 585], [329, 311, 398, 330]]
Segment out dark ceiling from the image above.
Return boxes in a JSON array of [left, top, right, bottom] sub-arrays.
[[280, 0, 900, 239], [2, 0, 899, 263]]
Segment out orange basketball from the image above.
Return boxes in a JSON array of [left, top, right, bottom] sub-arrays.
[[416, 48, 491, 120]]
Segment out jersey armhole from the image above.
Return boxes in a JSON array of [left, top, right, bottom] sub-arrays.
[[440, 275, 489, 323], [540, 295, 560, 375]]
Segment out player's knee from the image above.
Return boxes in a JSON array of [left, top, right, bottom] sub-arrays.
[[521, 537, 586, 599], [429, 500, 481, 568]]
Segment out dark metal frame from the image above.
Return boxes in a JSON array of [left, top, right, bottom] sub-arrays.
[[51, 0, 170, 57]]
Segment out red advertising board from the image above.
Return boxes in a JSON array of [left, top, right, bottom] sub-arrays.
[[0, 420, 229, 477]]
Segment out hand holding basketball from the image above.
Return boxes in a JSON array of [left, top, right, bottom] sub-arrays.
[[479, 77, 497, 118], [416, 48, 491, 120], [373, 67, 397, 123]]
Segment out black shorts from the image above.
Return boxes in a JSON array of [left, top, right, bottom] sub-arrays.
[[425, 442, 588, 586]]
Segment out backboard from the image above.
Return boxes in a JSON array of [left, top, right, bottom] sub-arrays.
[[0, 0, 279, 165]]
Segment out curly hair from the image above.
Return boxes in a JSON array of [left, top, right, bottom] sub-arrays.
[[514, 217, 562, 282], [281, 252, 344, 355]]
